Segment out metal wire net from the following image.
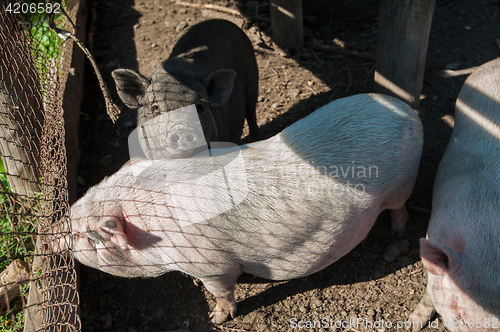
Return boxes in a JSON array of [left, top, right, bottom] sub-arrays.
[[0, 0, 81, 330]]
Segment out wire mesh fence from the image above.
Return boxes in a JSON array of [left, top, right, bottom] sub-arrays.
[[0, 0, 81, 330]]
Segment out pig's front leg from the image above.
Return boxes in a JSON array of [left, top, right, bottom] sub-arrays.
[[389, 202, 410, 238], [409, 286, 435, 332], [200, 274, 239, 324]]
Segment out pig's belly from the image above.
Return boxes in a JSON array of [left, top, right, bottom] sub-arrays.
[[236, 209, 381, 281]]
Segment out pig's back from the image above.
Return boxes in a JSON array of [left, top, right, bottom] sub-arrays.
[[167, 19, 258, 142], [452, 58, 500, 155], [280, 93, 423, 202], [169, 19, 257, 78], [430, 58, 500, 241], [434, 59, 500, 197], [206, 94, 423, 279]]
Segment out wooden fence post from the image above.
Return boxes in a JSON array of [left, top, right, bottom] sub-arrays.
[[374, 0, 436, 109], [270, 0, 303, 48], [0, 0, 43, 198]]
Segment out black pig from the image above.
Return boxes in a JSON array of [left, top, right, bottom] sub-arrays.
[[112, 19, 259, 158]]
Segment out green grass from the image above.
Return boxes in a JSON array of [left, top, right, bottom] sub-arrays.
[[0, 285, 29, 332], [23, 0, 67, 95], [0, 158, 40, 328], [0, 159, 9, 193], [0, 158, 39, 272], [0, 310, 24, 332]]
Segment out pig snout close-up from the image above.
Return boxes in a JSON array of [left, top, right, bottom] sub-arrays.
[[410, 58, 500, 331], [65, 93, 423, 324], [111, 19, 259, 159]]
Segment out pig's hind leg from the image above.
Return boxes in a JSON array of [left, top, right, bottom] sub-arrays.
[[201, 273, 240, 324], [409, 286, 436, 332], [389, 202, 410, 239]]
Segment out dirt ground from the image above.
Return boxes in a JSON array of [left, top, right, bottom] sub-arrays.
[[76, 0, 500, 331]]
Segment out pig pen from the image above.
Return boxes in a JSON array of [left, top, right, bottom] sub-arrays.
[[77, 0, 500, 331]]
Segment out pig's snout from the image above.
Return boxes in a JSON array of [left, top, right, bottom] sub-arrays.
[[167, 125, 200, 151], [163, 124, 207, 158], [136, 104, 209, 159]]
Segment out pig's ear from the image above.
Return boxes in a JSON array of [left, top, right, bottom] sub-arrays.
[[420, 238, 462, 276], [201, 69, 236, 107], [112, 69, 148, 109]]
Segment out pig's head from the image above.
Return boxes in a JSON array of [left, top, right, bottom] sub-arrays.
[[61, 168, 165, 278], [112, 61, 236, 158], [420, 238, 500, 331]]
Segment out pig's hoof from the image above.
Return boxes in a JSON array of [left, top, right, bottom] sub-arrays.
[[209, 298, 236, 324], [209, 310, 228, 324], [209, 307, 233, 324], [408, 294, 435, 332], [408, 312, 426, 332]]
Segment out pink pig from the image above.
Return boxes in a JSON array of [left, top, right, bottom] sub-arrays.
[[62, 94, 423, 324], [410, 58, 500, 331]]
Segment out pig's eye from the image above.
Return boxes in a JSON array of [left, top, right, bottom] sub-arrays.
[[150, 104, 160, 116], [104, 219, 117, 229], [101, 219, 119, 235]]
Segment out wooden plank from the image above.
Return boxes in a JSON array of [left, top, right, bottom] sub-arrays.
[[270, 0, 303, 48], [22, 237, 44, 332], [0, 0, 43, 198], [374, 0, 436, 109], [0, 260, 30, 315], [63, 0, 88, 204], [24, 241, 80, 332]]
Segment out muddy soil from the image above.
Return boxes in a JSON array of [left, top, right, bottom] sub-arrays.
[[76, 0, 500, 331]]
